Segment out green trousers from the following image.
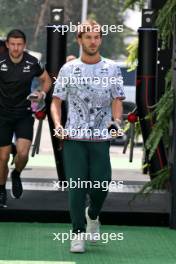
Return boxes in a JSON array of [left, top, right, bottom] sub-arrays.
[[63, 140, 111, 233]]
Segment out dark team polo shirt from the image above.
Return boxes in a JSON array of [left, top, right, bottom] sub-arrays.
[[0, 51, 44, 119]]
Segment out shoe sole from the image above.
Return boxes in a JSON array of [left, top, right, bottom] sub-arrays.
[[70, 249, 85, 253], [0, 204, 7, 208]]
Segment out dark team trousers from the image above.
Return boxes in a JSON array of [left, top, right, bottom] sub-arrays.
[[0, 114, 34, 147], [63, 140, 111, 233]]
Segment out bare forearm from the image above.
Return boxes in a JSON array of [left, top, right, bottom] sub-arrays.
[[40, 78, 52, 93], [50, 98, 62, 127], [112, 99, 123, 121], [39, 70, 52, 93]]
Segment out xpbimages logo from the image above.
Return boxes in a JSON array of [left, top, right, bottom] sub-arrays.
[[46, 22, 124, 35], [52, 230, 124, 244], [53, 127, 124, 140], [53, 75, 124, 88], [53, 179, 124, 191]]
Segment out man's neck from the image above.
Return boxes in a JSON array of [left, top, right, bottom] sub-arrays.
[[81, 53, 101, 64], [9, 53, 24, 64]]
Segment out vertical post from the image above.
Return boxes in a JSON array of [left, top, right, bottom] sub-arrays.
[[46, 7, 67, 181], [148, 0, 172, 100], [138, 0, 171, 178], [136, 28, 167, 178], [79, 0, 88, 55], [149, 0, 166, 9], [170, 15, 176, 229], [81, 0, 88, 22]]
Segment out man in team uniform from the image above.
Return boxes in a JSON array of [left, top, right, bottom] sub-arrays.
[[0, 29, 51, 207], [51, 20, 125, 252]]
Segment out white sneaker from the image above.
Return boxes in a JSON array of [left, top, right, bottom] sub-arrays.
[[85, 207, 100, 243], [70, 234, 85, 253]]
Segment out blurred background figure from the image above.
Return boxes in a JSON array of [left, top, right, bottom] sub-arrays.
[[66, 54, 76, 62]]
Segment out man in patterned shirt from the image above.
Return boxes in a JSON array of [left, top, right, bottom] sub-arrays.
[[51, 19, 125, 253]]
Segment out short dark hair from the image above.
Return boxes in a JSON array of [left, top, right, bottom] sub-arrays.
[[6, 29, 26, 43]]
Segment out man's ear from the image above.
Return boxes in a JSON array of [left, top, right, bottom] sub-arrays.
[[77, 36, 82, 46], [5, 41, 9, 49], [99, 37, 102, 46]]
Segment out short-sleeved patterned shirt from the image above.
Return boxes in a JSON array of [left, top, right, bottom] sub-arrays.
[[53, 57, 125, 141]]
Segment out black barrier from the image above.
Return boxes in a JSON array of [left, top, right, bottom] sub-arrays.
[[148, 0, 166, 10], [136, 28, 167, 178], [46, 8, 67, 182]]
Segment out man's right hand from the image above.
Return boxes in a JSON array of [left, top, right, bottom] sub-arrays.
[[53, 123, 65, 140]]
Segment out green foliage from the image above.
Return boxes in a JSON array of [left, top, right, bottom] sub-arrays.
[[138, 166, 170, 194], [0, 0, 131, 60], [136, 69, 173, 192], [156, 0, 176, 49], [123, 119, 141, 143], [123, 0, 145, 10], [87, 0, 128, 58], [145, 70, 174, 160], [126, 39, 138, 71], [134, 120, 142, 141], [131, 166, 170, 201], [123, 1, 175, 192], [0, 0, 42, 34], [124, 0, 176, 49]]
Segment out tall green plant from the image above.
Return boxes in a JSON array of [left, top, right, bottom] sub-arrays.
[[123, 0, 145, 10], [124, 0, 175, 191], [145, 70, 173, 160], [156, 0, 176, 48], [126, 39, 138, 71]]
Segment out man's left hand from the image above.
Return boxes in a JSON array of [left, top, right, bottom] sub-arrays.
[[27, 91, 46, 102]]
